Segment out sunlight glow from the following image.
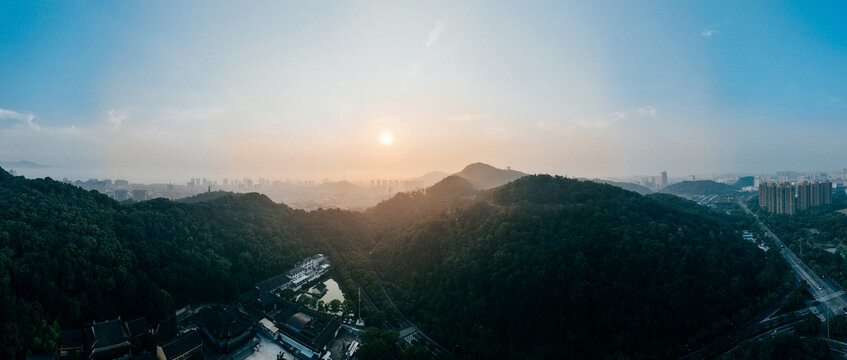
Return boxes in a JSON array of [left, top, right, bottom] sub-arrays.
[[379, 132, 394, 146]]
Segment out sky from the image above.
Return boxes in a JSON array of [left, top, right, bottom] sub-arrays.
[[1, 1, 847, 183]]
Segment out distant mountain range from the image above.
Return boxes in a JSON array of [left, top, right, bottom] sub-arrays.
[[0, 160, 49, 169], [590, 179, 653, 195]]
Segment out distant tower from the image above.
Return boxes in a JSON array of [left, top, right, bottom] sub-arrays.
[[660, 171, 668, 188]]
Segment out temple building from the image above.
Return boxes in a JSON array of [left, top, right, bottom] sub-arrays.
[[198, 307, 256, 354], [85, 318, 132, 359], [274, 301, 340, 359], [156, 329, 202, 360]]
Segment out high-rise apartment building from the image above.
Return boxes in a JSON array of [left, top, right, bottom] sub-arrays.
[[775, 184, 796, 215], [760, 181, 831, 215]]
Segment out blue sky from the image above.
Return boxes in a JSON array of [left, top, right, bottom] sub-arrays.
[[1, 1, 846, 182]]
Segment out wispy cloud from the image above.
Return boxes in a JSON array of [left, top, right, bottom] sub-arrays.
[[107, 109, 129, 130], [426, 21, 444, 47], [448, 114, 481, 122], [537, 106, 658, 133], [0, 108, 38, 129], [701, 29, 722, 38], [636, 106, 657, 117]]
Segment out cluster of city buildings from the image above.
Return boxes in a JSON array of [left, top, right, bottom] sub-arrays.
[[638, 171, 669, 191], [58, 174, 432, 211], [758, 181, 833, 215]]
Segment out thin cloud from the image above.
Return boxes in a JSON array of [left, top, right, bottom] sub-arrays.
[[426, 21, 444, 47], [539, 106, 658, 133], [107, 109, 128, 130], [701, 29, 722, 38], [0, 108, 38, 129], [636, 106, 657, 117], [448, 114, 481, 122]]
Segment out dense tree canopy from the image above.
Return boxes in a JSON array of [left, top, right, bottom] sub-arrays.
[[373, 176, 788, 358], [660, 180, 738, 195], [0, 169, 789, 359], [0, 168, 311, 357]]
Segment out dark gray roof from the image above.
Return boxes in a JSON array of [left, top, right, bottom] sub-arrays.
[[125, 317, 151, 337], [200, 307, 252, 339], [238, 288, 260, 304], [257, 274, 289, 293], [90, 318, 129, 348], [161, 330, 202, 359], [274, 300, 340, 352]]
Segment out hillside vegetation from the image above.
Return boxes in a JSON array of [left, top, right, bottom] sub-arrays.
[[374, 176, 786, 358], [0, 168, 787, 359], [0, 168, 313, 357], [661, 180, 738, 195]]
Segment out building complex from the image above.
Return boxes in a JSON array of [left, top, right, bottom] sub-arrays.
[[759, 181, 832, 215]]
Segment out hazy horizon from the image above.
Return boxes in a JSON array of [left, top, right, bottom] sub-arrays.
[[2, 2, 846, 182]]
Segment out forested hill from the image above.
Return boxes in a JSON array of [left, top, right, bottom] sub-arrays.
[[375, 175, 787, 359], [734, 176, 754, 188], [0, 168, 313, 357], [452, 162, 526, 189], [1, 168, 788, 359], [660, 179, 738, 195], [364, 175, 476, 240]]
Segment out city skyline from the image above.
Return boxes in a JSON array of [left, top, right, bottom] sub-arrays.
[[2, 1, 847, 181]]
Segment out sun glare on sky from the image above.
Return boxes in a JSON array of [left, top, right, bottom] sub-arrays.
[[379, 132, 394, 146]]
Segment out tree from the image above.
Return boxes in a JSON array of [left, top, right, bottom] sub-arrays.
[[329, 299, 342, 313], [279, 288, 296, 300], [355, 327, 400, 360]]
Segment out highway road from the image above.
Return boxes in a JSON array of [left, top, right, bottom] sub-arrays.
[[739, 200, 847, 318]]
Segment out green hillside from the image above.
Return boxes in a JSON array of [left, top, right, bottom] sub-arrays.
[[0, 168, 312, 357], [660, 180, 738, 195], [373, 175, 786, 358], [0, 168, 788, 359]]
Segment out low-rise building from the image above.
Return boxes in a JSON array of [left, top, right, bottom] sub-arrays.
[[156, 329, 202, 360], [274, 301, 340, 359], [259, 318, 279, 338], [59, 329, 84, 358], [199, 307, 256, 354], [124, 317, 154, 339], [86, 318, 132, 359], [285, 254, 331, 289]]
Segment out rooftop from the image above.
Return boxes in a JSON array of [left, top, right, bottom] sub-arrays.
[[201, 307, 252, 340], [89, 318, 129, 348], [125, 317, 151, 337], [160, 330, 202, 359], [288, 313, 313, 331]]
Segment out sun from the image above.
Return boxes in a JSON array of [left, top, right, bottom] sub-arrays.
[[379, 131, 394, 146]]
